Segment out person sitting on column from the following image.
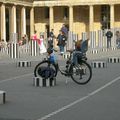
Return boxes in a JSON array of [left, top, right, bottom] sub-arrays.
[[105, 30, 113, 48], [68, 39, 88, 65]]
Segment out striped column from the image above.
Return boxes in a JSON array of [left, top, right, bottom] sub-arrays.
[[0, 91, 6, 104], [31, 40, 39, 56], [33, 77, 56, 87], [98, 30, 104, 48], [90, 31, 96, 49], [9, 43, 19, 59]]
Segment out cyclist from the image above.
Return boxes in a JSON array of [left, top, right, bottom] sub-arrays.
[[70, 39, 88, 65]]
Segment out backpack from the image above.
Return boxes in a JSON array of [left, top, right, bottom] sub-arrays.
[[38, 66, 55, 79]]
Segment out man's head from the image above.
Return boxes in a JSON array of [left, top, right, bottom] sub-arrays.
[[47, 47, 53, 55], [75, 40, 82, 49]]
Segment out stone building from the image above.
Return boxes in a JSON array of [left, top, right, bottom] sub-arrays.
[[0, 0, 120, 42]]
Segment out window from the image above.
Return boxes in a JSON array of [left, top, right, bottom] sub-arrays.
[[45, 7, 49, 19], [64, 7, 68, 19], [101, 5, 110, 29]]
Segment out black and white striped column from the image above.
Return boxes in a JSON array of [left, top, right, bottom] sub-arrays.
[[9, 43, 19, 59], [108, 57, 120, 63], [91, 61, 107, 68], [0, 91, 6, 104], [33, 77, 56, 87], [63, 52, 70, 59], [17, 61, 31, 67], [31, 40, 39, 56]]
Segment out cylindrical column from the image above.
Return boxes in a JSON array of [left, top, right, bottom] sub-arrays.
[[69, 6, 73, 32], [49, 6, 54, 31], [30, 7, 34, 37], [11, 5, 17, 33], [89, 5, 94, 31], [110, 4, 114, 29], [1, 4, 6, 42], [21, 6, 26, 36]]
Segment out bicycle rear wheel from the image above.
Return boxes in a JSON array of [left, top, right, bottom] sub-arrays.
[[34, 60, 58, 78], [69, 60, 92, 85]]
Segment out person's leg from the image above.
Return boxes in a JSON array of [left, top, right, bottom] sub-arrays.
[[60, 46, 64, 54]]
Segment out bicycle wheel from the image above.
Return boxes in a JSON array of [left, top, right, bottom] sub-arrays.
[[34, 60, 58, 78], [69, 60, 92, 85]]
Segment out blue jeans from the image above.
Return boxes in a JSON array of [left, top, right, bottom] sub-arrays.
[[59, 45, 64, 53], [72, 51, 83, 65]]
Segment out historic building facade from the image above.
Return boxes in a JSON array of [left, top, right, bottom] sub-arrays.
[[0, 0, 120, 42]]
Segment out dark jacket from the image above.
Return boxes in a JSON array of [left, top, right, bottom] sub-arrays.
[[57, 34, 67, 46], [106, 31, 113, 39]]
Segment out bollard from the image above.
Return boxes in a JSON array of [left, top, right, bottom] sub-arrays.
[[91, 61, 107, 68], [16, 61, 31, 67], [33, 77, 56, 87], [9, 43, 19, 59], [108, 57, 120, 63], [0, 91, 6, 104], [62, 52, 70, 59]]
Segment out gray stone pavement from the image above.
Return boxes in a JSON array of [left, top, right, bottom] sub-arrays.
[[0, 49, 120, 120]]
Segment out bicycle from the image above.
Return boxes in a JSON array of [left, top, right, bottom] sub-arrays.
[[34, 46, 92, 85]]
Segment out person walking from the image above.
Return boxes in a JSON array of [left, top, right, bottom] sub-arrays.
[[116, 31, 120, 48], [39, 35, 47, 54], [57, 30, 67, 55], [61, 24, 68, 38], [105, 30, 113, 48], [48, 29, 55, 48]]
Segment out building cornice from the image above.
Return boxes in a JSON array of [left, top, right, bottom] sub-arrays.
[[0, 0, 120, 7], [0, 0, 33, 6], [33, 0, 120, 7]]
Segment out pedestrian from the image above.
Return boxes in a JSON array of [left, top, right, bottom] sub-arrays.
[[39, 35, 47, 54], [31, 30, 38, 41], [57, 30, 67, 55], [61, 24, 68, 38], [105, 30, 113, 48], [48, 29, 55, 48], [115, 31, 120, 48]]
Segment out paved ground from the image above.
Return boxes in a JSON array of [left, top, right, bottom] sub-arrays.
[[0, 49, 120, 120]]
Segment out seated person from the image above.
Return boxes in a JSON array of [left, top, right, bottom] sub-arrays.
[[72, 39, 88, 65], [47, 47, 56, 64]]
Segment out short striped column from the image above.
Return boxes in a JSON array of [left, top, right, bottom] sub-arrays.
[[17, 61, 31, 67], [0, 91, 6, 104], [108, 57, 120, 63], [91, 61, 107, 68], [33, 77, 56, 87], [91, 49, 98, 54], [63, 52, 70, 59]]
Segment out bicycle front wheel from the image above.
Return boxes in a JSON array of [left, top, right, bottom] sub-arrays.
[[34, 60, 58, 78], [69, 60, 92, 85]]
